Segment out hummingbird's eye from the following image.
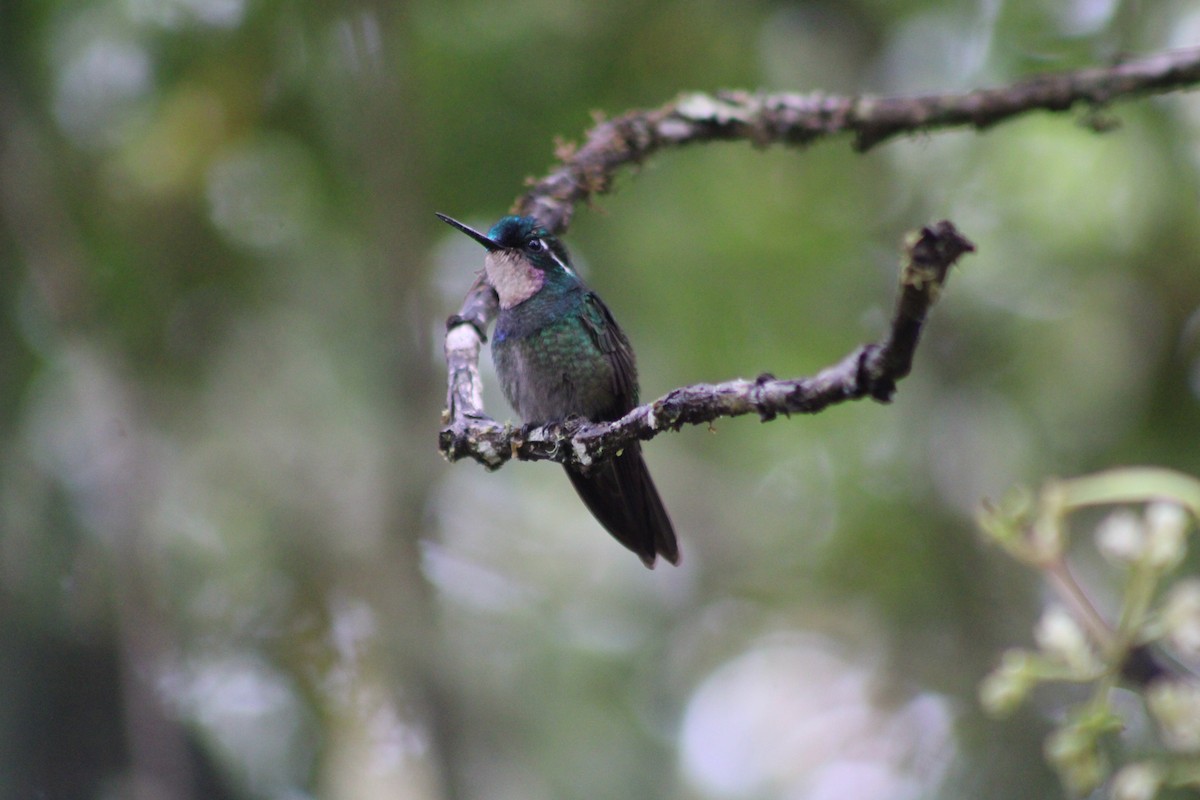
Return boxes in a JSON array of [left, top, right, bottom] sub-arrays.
[[527, 239, 544, 252]]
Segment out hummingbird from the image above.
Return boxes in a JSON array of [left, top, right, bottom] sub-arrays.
[[438, 212, 680, 568]]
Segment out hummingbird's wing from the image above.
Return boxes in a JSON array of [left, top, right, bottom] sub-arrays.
[[578, 292, 638, 416]]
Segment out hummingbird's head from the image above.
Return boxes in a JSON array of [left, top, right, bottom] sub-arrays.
[[437, 213, 576, 309]]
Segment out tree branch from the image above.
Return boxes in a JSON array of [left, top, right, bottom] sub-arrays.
[[440, 222, 975, 471], [516, 47, 1200, 232], [439, 47, 1200, 470]]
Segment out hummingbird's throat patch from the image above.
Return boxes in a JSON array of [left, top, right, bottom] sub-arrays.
[[485, 250, 546, 309]]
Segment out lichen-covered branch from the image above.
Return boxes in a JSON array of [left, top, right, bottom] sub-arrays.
[[439, 222, 974, 471], [516, 47, 1200, 232]]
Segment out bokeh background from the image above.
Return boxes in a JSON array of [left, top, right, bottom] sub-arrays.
[[3, 1, 1200, 798]]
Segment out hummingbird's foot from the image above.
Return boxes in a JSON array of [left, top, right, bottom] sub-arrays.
[[558, 414, 588, 436]]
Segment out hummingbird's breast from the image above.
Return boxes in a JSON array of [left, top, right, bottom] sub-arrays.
[[492, 293, 618, 424]]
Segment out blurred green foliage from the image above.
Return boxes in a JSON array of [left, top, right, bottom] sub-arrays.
[[978, 469, 1200, 796], [2, 1, 1200, 799]]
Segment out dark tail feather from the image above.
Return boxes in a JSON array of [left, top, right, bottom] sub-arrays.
[[564, 443, 679, 568]]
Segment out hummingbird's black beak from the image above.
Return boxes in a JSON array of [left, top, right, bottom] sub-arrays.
[[436, 213, 500, 251]]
